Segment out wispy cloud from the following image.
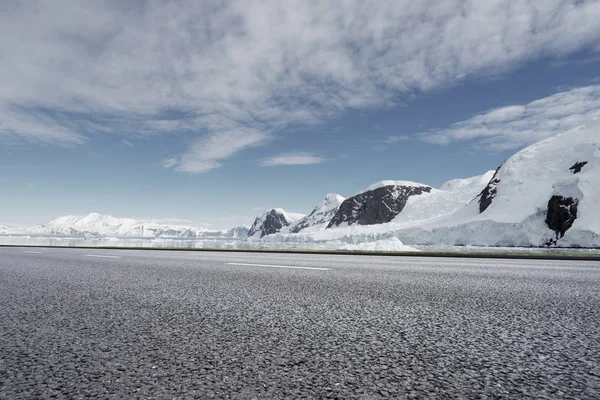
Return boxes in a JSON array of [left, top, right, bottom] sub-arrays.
[[161, 158, 178, 169], [1, 105, 86, 145], [420, 84, 600, 150], [1, 1, 600, 170], [383, 135, 410, 144], [371, 135, 410, 151], [547, 54, 600, 69], [261, 152, 327, 167], [169, 128, 270, 173]]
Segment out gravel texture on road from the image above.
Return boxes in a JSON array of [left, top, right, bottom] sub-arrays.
[[1, 247, 599, 399]]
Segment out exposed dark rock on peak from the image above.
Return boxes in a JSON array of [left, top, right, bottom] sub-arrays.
[[327, 185, 431, 228], [477, 165, 502, 213], [247, 209, 291, 238], [569, 161, 588, 174], [545, 195, 579, 239]]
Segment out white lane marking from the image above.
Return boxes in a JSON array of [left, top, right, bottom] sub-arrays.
[[85, 255, 121, 259], [23, 251, 42, 254], [227, 262, 329, 271]]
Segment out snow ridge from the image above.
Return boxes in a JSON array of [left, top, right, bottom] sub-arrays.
[[358, 180, 430, 195]]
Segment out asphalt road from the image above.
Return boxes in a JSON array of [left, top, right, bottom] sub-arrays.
[[1, 248, 599, 399]]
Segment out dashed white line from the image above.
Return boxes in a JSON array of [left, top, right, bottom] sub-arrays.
[[85, 255, 121, 259], [23, 251, 42, 254], [227, 262, 329, 271]]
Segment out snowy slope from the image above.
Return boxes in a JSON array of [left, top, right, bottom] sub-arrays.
[[223, 226, 250, 238], [402, 119, 600, 247], [279, 209, 306, 223], [290, 194, 345, 233], [338, 237, 418, 252], [391, 171, 495, 227]]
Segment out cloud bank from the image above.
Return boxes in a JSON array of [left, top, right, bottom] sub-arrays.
[[420, 85, 600, 150], [1, 0, 600, 170]]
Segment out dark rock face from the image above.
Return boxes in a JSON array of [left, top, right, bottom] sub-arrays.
[[290, 219, 313, 234], [477, 165, 502, 213], [569, 161, 588, 174], [247, 210, 290, 238], [327, 185, 431, 228], [545, 196, 579, 239]]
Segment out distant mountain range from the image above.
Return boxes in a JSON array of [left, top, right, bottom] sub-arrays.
[[6, 213, 249, 240], [2, 120, 598, 248]]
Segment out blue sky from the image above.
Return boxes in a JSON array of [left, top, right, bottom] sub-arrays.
[[1, 1, 600, 229]]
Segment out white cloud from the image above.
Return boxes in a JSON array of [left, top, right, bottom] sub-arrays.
[[170, 129, 269, 173], [371, 135, 410, 151], [261, 152, 327, 167], [1, 1, 600, 169], [161, 157, 178, 169], [383, 135, 410, 144], [0, 105, 86, 145], [420, 85, 600, 150]]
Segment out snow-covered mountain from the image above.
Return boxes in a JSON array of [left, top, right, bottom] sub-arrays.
[[290, 194, 345, 233], [259, 171, 495, 245], [223, 226, 250, 238], [259, 121, 600, 248], [400, 119, 600, 247], [327, 181, 432, 227], [2, 212, 248, 241], [22, 213, 227, 239], [247, 208, 305, 239]]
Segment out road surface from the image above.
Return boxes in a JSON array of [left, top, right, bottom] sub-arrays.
[[1, 247, 599, 399]]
